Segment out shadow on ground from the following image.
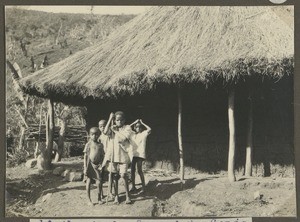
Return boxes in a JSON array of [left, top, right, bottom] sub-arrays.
[[6, 159, 84, 206], [133, 176, 218, 201]]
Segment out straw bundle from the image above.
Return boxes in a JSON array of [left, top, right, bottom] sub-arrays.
[[20, 6, 294, 100]]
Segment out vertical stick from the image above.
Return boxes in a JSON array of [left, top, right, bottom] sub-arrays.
[[178, 87, 184, 185], [106, 120, 114, 204], [228, 89, 236, 182], [245, 95, 253, 177]]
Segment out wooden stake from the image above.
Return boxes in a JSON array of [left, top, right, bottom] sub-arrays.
[[228, 89, 236, 182], [178, 87, 184, 186], [245, 95, 253, 177]]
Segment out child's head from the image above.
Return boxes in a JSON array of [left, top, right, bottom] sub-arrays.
[[114, 111, 125, 127], [89, 127, 100, 141], [98, 120, 107, 133], [134, 121, 144, 133]]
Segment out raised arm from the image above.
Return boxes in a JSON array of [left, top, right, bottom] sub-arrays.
[[129, 119, 139, 127], [112, 125, 133, 143], [140, 119, 151, 134], [104, 113, 114, 135]]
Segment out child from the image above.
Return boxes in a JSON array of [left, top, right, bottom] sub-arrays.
[[130, 119, 151, 193], [102, 111, 133, 204], [98, 119, 109, 153], [83, 127, 105, 206]]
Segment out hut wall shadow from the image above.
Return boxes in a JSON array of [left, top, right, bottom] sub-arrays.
[[86, 77, 293, 176]]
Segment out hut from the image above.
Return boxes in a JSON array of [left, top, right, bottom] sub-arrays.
[[20, 6, 294, 182]]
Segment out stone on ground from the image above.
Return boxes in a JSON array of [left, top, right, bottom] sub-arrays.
[[254, 191, 263, 200], [53, 166, 65, 175], [25, 159, 37, 168], [42, 193, 52, 202], [66, 172, 83, 182], [61, 169, 70, 177]]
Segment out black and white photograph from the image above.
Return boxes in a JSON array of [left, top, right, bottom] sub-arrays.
[[4, 4, 295, 218]]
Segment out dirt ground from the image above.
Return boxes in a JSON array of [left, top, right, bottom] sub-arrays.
[[6, 157, 296, 217]]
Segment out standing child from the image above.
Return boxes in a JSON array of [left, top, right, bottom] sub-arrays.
[[102, 111, 133, 204], [130, 119, 151, 193], [98, 119, 113, 199], [83, 127, 105, 206], [98, 120, 109, 153]]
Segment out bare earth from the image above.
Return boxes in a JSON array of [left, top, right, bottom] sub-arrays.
[[6, 157, 296, 218]]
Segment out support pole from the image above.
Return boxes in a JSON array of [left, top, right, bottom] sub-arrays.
[[178, 87, 184, 186], [37, 99, 54, 170], [245, 95, 253, 177], [54, 118, 66, 162], [228, 89, 236, 182]]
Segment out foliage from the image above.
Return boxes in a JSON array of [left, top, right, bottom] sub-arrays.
[[5, 8, 134, 46], [6, 149, 28, 168], [5, 7, 134, 100], [5, 7, 134, 151]]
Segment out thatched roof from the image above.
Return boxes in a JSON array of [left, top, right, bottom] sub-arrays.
[[20, 6, 294, 100]]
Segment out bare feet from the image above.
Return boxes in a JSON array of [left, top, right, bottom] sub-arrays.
[[140, 188, 145, 195], [87, 201, 94, 206], [98, 199, 105, 205], [113, 196, 119, 205], [129, 187, 137, 193], [106, 194, 114, 202], [125, 198, 132, 204]]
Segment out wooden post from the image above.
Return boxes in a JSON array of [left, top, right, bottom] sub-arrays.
[[37, 99, 54, 170], [178, 87, 184, 186], [245, 95, 253, 176], [228, 89, 236, 182], [54, 118, 66, 162]]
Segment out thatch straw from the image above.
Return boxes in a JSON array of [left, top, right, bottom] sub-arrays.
[[20, 6, 294, 100]]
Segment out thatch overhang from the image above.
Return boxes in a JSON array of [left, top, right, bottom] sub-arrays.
[[19, 6, 294, 102]]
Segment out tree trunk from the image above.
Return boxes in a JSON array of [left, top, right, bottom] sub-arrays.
[[245, 95, 253, 177], [7, 61, 24, 99], [14, 106, 28, 151], [228, 89, 236, 182], [35, 104, 43, 159], [178, 87, 184, 186], [54, 118, 66, 162], [55, 20, 63, 45], [18, 126, 26, 150], [37, 99, 54, 170], [7, 60, 30, 152]]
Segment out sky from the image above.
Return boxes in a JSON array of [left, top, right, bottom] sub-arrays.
[[6, 6, 151, 15]]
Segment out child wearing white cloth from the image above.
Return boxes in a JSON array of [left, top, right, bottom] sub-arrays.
[[130, 119, 151, 193]]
